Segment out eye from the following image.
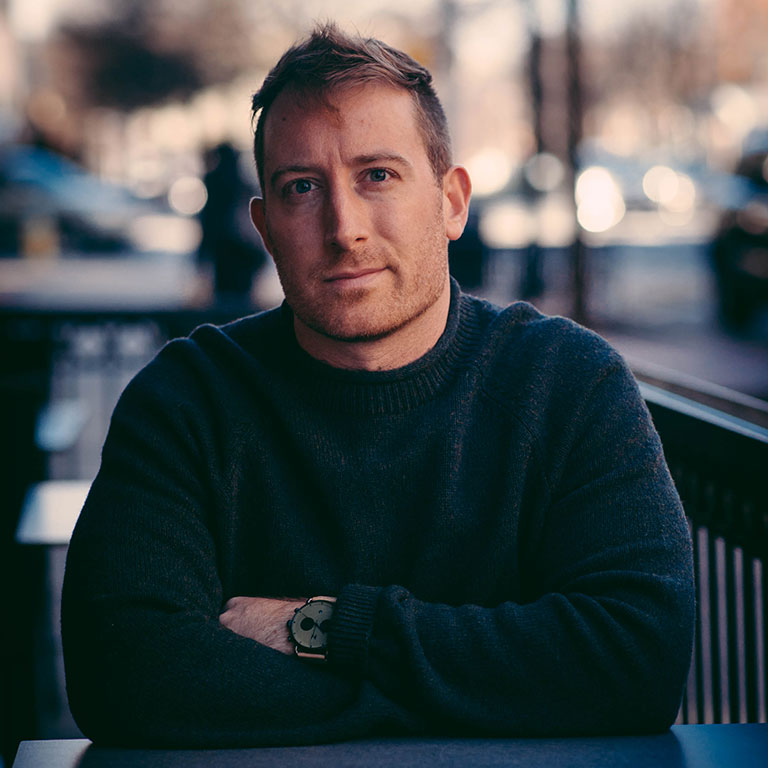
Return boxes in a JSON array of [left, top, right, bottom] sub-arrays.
[[367, 168, 390, 182], [286, 178, 316, 196]]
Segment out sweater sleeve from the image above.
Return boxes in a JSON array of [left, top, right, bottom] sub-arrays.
[[61, 344, 421, 748], [327, 360, 695, 736]]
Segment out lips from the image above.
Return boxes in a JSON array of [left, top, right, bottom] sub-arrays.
[[324, 266, 386, 282]]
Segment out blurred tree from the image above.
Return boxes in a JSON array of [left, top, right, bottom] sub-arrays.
[[55, 0, 258, 112], [57, 3, 200, 111], [584, 5, 711, 128]]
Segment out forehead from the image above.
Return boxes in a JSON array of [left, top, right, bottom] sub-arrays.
[[261, 83, 428, 172]]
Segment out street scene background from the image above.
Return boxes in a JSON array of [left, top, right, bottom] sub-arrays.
[[1, 0, 767, 401]]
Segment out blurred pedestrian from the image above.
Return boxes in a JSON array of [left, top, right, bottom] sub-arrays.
[[198, 142, 266, 306]]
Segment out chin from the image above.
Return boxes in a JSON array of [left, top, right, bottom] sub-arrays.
[[307, 312, 402, 343], [287, 289, 387, 340], [288, 276, 446, 346]]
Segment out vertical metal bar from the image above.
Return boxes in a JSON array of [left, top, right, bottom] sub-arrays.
[[684, 641, 696, 724], [725, 538, 740, 721], [678, 468, 702, 722], [679, 508, 694, 725], [708, 525, 722, 722], [693, 521, 705, 722], [744, 543, 758, 721]]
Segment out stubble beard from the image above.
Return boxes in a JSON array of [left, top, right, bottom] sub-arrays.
[[272, 209, 449, 345]]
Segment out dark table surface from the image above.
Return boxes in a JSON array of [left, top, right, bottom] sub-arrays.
[[11, 725, 768, 768]]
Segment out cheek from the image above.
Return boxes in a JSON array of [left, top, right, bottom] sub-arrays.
[[268, 211, 318, 253], [371, 198, 423, 241]]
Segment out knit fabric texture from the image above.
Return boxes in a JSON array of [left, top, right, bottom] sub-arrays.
[[61, 281, 695, 747]]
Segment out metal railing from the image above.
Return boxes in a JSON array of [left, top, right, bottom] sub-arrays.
[[640, 382, 768, 724]]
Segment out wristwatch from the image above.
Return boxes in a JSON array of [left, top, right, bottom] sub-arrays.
[[287, 596, 336, 661]]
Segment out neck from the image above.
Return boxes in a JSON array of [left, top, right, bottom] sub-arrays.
[[293, 279, 452, 371]]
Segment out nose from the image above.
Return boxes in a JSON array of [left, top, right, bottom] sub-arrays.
[[324, 183, 369, 252]]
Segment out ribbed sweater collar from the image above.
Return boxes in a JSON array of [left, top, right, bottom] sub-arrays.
[[276, 279, 488, 415]]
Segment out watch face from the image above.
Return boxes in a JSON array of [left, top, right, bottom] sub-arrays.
[[289, 600, 334, 650]]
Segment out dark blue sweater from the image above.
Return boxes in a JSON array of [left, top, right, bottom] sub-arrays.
[[61, 282, 695, 747]]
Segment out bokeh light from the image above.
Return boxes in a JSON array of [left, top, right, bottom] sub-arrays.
[[168, 176, 207, 216], [575, 166, 626, 233]]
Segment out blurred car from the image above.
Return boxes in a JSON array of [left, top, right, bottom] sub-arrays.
[[0, 144, 165, 257], [711, 129, 768, 329]]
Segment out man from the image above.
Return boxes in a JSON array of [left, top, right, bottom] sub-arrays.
[[62, 24, 695, 748]]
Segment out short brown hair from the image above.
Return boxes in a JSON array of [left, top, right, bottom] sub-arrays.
[[251, 23, 452, 192]]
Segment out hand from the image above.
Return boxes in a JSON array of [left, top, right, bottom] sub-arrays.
[[219, 596, 304, 655]]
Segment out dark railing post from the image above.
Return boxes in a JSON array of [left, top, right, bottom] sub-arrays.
[[725, 536, 739, 722], [707, 528, 722, 724], [743, 543, 758, 722]]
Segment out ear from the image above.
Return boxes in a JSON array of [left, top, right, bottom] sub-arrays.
[[442, 166, 472, 241], [249, 197, 274, 255]]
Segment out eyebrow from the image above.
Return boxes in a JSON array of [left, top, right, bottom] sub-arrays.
[[354, 152, 412, 169], [269, 152, 413, 189], [270, 165, 314, 189]]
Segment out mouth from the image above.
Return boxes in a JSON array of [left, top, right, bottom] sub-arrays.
[[324, 267, 387, 284]]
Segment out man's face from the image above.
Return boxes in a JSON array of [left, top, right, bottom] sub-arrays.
[[251, 83, 465, 346]]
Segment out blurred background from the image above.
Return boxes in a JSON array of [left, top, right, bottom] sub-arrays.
[[2, 0, 767, 387], [1, 0, 768, 763]]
